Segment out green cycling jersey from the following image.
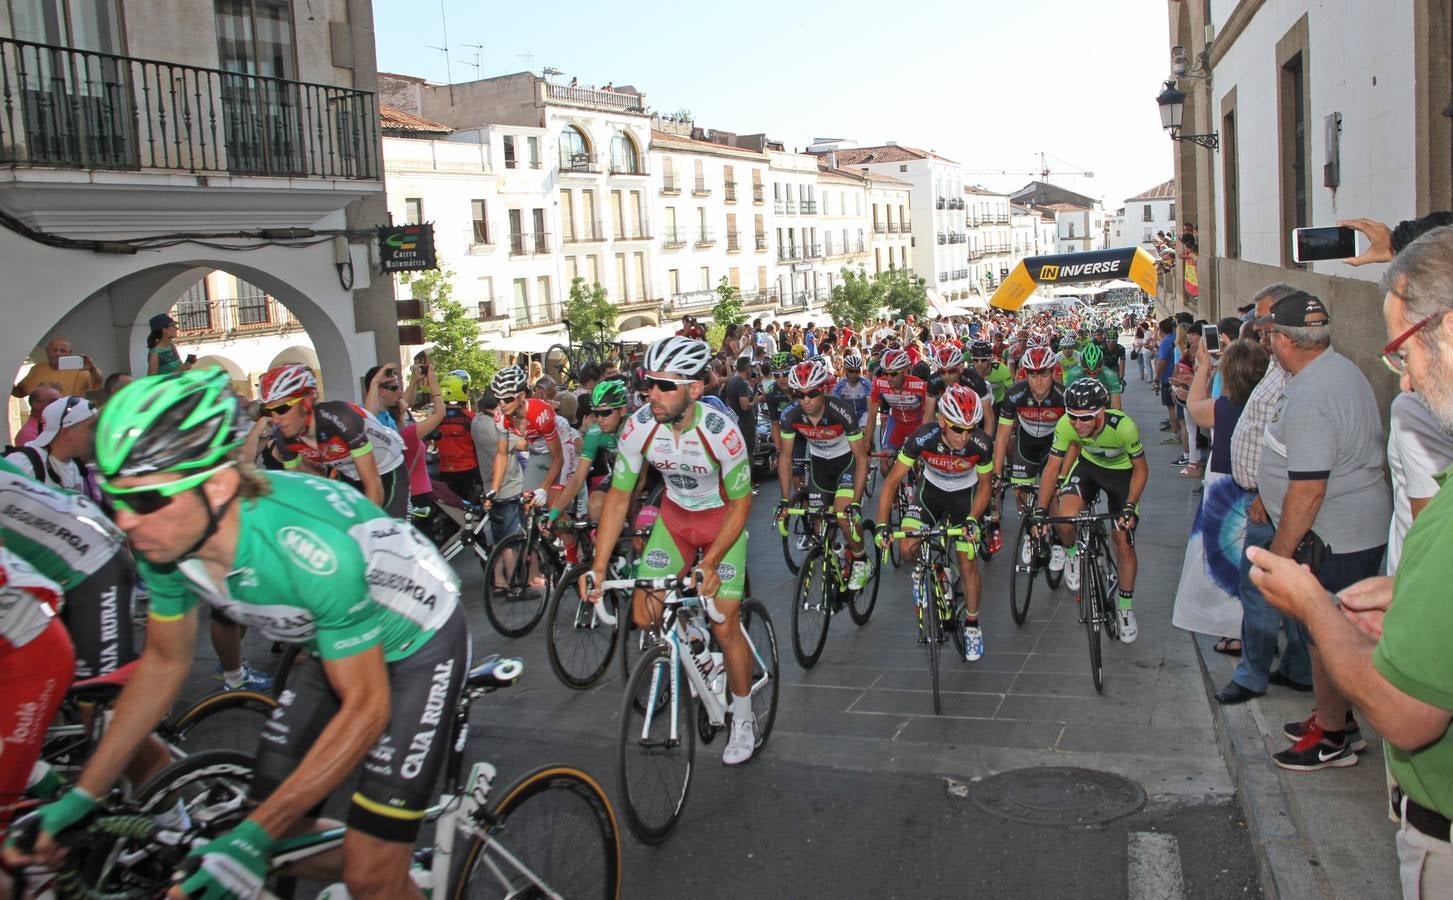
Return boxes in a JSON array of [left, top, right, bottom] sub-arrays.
[[1050, 409, 1144, 471], [1063, 365, 1124, 396], [983, 361, 1014, 404]]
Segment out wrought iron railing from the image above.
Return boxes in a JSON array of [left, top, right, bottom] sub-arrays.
[[664, 289, 716, 312], [0, 37, 378, 177], [514, 300, 566, 327], [174, 294, 300, 335]]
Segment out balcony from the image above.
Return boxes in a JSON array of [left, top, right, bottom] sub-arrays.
[[726, 231, 741, 252], [785, 200, 796, 214], [949, 198, 966, 210], [0, 37, 379, 180], [969, 248, 985, 261], [993, 213, 1010, 224], [805, 243, 823, 258], [695, 228, 716, 247], [662, 228, 688, 248], [801, 200, 817, 215], [692, 179, 711, 196], [513, 300, 566, 328], [564, 221, 605, 243], [559, 152, 602, 174], [887, 222, 901, 233], [873, 222, 886, 234], [173, 294, 301, 338], [543, 81, 645, 113], [508, 232, 550, 255], [660, 176, 681, 195], [664, 289, 716, 313], [474, 299, 512, 325], [616, 226, 652, 241], [755, 233, 768, 251], [741, 288, 779, 308], [778, 246, 800, 261], [608, 159, 649, 176], [936, 198, 947, 210], [774, 200, 784, 214], [753, 186, 765, 203], [723, 180, 737, 202]]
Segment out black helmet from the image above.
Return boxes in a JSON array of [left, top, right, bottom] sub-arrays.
[[968, 340, 993, 360], [1064, 378, 1110, 412]]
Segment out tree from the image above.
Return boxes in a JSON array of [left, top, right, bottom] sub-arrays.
[[825, 267, 883, 330], [563, 277, 618, 345], [711, 276, 747, 328], [878, 266, 929, 322], [399, 262, 496, 386]]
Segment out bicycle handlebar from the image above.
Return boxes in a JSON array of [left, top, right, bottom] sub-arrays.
[[587, 573, 726, 624]]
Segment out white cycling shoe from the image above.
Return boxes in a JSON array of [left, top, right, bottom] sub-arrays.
[[722, 717, 757, 766]]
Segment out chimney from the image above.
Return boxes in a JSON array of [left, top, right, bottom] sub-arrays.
[[884, 140, 897, 147], [828, 150, 838, 169]]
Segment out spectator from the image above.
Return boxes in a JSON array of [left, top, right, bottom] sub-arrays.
[[100, 372, 132, 405], [1154, 317, 1178, 439], [1133, 322, 1152, 382], [1215, 283, 1309, 704], [432, 373, 481, 502], [1173, 338, 1269, 650], [11, 335, 102, 399], [533, 374, 558, 405], [1251, 290, 1391, 770], [1247, 225, 1453, 897], [756, 323, 778, 360], [144, 313, 190, 376], [1385, 390, 1453, 574], [721, 356, 760, 454], [13, 385, 59, 446], [4, 395, 98, 492]]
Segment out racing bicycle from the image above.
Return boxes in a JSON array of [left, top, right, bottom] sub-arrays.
[[886, 520, 976, 715], [1037, 508, 1124, 693], [781, 492, 881, 669]]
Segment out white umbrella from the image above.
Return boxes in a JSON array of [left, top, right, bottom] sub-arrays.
[[485, 330, 564, 355], [619, 323, 676, 343]]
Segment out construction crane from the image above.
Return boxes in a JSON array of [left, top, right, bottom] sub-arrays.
[[963, 151, 1094, 183]]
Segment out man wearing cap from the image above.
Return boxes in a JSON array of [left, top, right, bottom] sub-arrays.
[[4, 395, 99, 492], [1254, 289, 1391, 771], [11, 335, 102, 399]]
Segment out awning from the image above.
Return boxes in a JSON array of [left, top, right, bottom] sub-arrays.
[[926, 288, 955, 317], [1051, 284, 1108, 296], [619, 323, 676, 343], [484, 330, 564, 355], [990, 247, 1160, 311]]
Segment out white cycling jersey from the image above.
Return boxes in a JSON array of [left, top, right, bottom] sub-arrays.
[[611, 403, 752, 511]]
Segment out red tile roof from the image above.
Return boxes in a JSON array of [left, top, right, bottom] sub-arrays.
[[1127, 178, 1176, 201], [833, 144, 958, 166], [380, 104, 453, 134], [1040, 201, 1089, 212]]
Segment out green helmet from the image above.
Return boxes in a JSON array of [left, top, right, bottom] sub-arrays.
[[1081, 343, 1104, 372], [591, 379, 628, 409], [95, 369, 247, 479], [439, 374, 469, 405], [770, 351, 794, 372]]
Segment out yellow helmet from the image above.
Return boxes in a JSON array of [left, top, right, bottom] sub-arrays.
[[439, 374, 469, 404]]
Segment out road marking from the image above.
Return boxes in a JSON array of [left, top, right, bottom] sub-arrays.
[[1127, 831, 1185, 900]]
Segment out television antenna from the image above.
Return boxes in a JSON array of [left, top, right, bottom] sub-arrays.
[[964, 151, 1094, 183], [460, 42, 483, 79]]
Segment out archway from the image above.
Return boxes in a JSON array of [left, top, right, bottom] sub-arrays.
[[610, 131, 641, 174], [561, 124, 592, 167]]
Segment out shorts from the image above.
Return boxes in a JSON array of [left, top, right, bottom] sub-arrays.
[[0, 618, 73, 835], [903, 480, 976, 556], [522, 452, 553, 493], [61, 550, 138, 680], [251, 605, 469, 843], [1159, 381, 1173, 407], [342, 467, 409, 519], [1007, 435, 1053, 486], [882, 417, 920, 453], [637, 500, 748, 602], [1059, 460, 1135, 513], [807, 451, 856, 501]]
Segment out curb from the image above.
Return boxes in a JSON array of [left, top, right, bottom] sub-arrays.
[[1191, 631, 1333, 900]]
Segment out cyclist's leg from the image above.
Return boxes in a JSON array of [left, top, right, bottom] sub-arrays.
[[632, 516, 684, 630], [820, 455, 863, 554], [899, 481, 933, 564], [1096, 466, 1139, 594], [488, 498, 523, 589], [1053, 461, 1088, 547], [705, 531, 750, 697], [0, 618, 72, 836]]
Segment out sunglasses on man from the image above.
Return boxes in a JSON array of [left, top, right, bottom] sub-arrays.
[[794, 388, 825, 400], [941, 421, 975, 435], [100, 464, 229, 516], [645, 376, 695, 392], [262, 399, 300, 417], [1066, 410, 1102, 422]]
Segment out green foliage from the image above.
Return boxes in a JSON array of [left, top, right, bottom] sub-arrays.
[[879, 266, 929, 322], [711, 277, 747, 329], [399, 262, 496, 386], [564, 277, 618, 344], [705, 322, 726, 353], [825, 267, 883, 329]]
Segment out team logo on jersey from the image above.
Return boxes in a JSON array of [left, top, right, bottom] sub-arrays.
[[667, 473, 701, 492], [278, 526, 339, 576], [644, 548, 672, 570], [723, 430, 743, 455], [704, 412, 725, 434], [717, 562, 737, 582], [728, 464, 752, 495]]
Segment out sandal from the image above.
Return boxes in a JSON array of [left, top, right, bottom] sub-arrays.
[[1178, 464, 1204, 478], [1213, 637, 1243, 656]]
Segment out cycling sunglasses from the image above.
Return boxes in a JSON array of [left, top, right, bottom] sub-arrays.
[[1066, 410, 1102, 422], [99, 465, 228, 515], [794, 388, 825, 399], [592, 406, 624, 416], [645, 376, 695, 392], [261, 398, 301, 417], [942, 422, 974, 435]]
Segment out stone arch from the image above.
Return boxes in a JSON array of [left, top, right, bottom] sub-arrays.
[[560, 122, 593, 161], [190, 353, 250, 398], [619, 314, 656, 330]]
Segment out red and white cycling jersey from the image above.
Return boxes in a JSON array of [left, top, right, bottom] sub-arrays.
[[870, 374, 929, 423], [497, 398, 559, 451], [0, 547, 63, 652], [277, 401, 403, 481]]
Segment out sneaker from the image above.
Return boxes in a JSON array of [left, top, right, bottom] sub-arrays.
[[221, 662, 273, 693], [1048, 544, 1067, 572], [1158, 421, 1172, 431], [1117, 609, 1138, 643], [963, 626, 984, 662], [1169, 455, 1189, 467], [1064, 552, 1081, 591], [1020, 532, 1035, 566], [1272, 723, 1358, 771], [847, 558, 870, 591], [1160, 435, 1182, 445], [1284, 712, 1367, 753], [722, 716, 757, 766]]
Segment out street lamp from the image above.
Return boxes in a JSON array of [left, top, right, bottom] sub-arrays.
[[1156, 80, 1219, 151]]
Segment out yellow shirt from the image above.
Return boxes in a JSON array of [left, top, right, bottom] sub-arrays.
[[17, 362, 98, 397]]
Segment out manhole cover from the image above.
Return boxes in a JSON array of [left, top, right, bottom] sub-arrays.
[[970, 766, 1146, 826]]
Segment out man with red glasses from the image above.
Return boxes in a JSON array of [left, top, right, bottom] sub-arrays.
[[258, 363, 407, 518], [865, 348, 928, 479], [7, 369, 465, 900], [875, 384, 995, 661], [586, 336, 760, 765], [777, 358, 871, 590], [1032, 378, 1147, 643]]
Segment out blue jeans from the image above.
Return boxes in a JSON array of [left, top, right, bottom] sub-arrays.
[[1233, 516, 1312, 691]]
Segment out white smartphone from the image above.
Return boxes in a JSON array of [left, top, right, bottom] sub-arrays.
[[57, 355, 84, 370]]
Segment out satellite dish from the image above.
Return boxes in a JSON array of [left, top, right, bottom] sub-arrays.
[[542, 66, 563, 77]]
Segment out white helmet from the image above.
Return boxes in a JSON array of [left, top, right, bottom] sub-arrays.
[[841, 353, 864, 371], [880, 349, 911, 373], [490, 365, 527, 399], [644, 336, 711, 378], [786, 359, 832, 392], [931, 346, 964, 372], [259, 363, 317, 404], [936, 384, 984, 429]]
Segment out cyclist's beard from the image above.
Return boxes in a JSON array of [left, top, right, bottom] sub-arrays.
[[651, 389, 693, 425]]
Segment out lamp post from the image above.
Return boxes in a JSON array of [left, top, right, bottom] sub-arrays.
[[1156, 80, 1219, 151]]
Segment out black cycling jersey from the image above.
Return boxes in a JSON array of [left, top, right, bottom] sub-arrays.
[[897, 422, 995, 493], [997, 380, 1067, 443], [926, 368, 991, 400], [763, 381, 794, 426], [779, 396, 862, 460]]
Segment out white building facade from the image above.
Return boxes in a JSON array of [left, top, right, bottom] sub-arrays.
[[815, 167, 872, 292], [866, 173, 914, 276], [965, 186, 1014, 295], [770, 149, 826, 310], [1119, 179, 1176, 251]]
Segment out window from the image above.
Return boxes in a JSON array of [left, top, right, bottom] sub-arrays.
[[508, 208, 524, 253], [610, 132, 638, 173], [899, 164, 908, 173], [404, 198, 423, 225], [532, 207, 547, 253], [513, 278, 529, 322], [662, 157, 676, 190], [560, 125, 591, 170], [1277, 17, 1310, 266], [1144, 229, 1153, 243], [615, 253, 627, 299], [1142, 205, 1153, 222], [697, 207, 708, 241], [560, 191, 575, 241], [1067, 222, 1075, 239], [565, 257, 578, 284], [1223, 93, 1240, 258], [536, 276, 552, 316], [586, 255, 600, 286], [470, 199, 489, 244], [699, 266, 710, 290], [1168, 202, 1176, 222], [630, 191, 644, 237], [634, 253, 647, 300], [669, 269, 680, 295], [174, 278, 211, 331], [693, 159, 706, 193], [477, 276, 494, 318], [503, 135, 517, 169], [611, 190, 625, 239], [757, 266, 767, 290], [581, 189, 596, 239], [729, 267, 740, 288]]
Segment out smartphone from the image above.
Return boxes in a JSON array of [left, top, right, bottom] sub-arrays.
[[1292, 226, 1358, 264], [1201, 324, 1219, 352], [185, 353, 197, 365], [57, 355, 83, 371]]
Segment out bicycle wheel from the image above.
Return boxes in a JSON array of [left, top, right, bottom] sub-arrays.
[[921, 566, 941, 714], [544, 344, 573, 385], [942, 565, 966, 662], [848, 521, 881, 626], [545, 563, 619, 690], [739, 599, 780, 750], [166, 689, 278, 755], [1082, 546, 1104, 694], [780, 511, 810, 575], [617, 644, 694, 844], [452, 766, 622, 900], [790, 547, 832, 669], [1098, 534, 1122, 642], [1009, 518, 1038, 626], [481, 532, 551, 638]]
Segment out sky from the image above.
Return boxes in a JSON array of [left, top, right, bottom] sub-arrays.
[[371, 0, 1176, 209]]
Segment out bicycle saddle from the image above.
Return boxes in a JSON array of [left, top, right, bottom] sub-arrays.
[[467, 654, 524, 690]]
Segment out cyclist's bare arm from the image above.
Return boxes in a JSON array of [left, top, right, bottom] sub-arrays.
[[875, 458, 912, 529], [542, 435, 564, 490], [353, 449, 385, 508], [248, 645, 392, 839], [776, 435, 796, 500]]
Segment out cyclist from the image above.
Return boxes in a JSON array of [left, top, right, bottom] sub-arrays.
[[1064, 343, 1124, 410], [831, 353, 871, 429], [6, 369, 466, 899], [969, 340, 1014, 406], [549, 379, 630, 530], [864, 348, 928, 479], [1097, 326, 1127, 382], [776, 359, 871, 590], [923, 345, 994, 424], [586, 336, 759, 766], [486, 364, 563, 499], [260, 363, 408, 518], [991, 346, 1067, 541], [874, 385, 995, 661], [1055, 335, 1079, 377], [763, 350, 805, 496], [1032, 378, 1146, 643]]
